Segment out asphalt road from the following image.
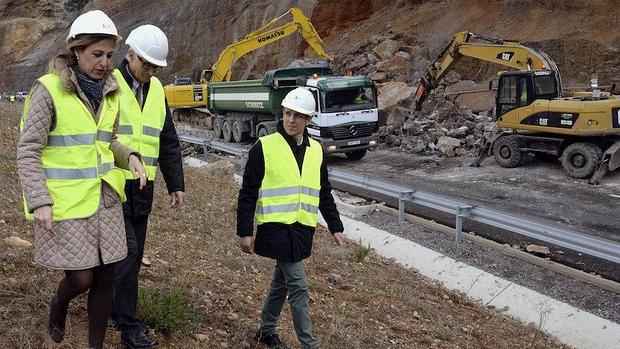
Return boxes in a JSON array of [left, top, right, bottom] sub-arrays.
[[326, 148, 620, 242]]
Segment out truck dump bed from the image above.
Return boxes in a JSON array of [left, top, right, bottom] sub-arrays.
[[208, 67, 333, 114]]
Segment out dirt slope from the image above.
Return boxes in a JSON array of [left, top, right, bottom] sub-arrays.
[[0, 100, 569, 349]]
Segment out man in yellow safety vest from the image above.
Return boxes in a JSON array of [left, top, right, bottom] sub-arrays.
[[110, 24, 185, 349], [237, 87, 345, 349]]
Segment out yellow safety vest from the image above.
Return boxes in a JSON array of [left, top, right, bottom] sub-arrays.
[[256, 133, 322, 227], [20, 73, 126, 221], [112, 69, 166, 180]]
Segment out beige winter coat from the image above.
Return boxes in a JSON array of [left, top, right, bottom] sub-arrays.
[[16, 58, 134, 270]]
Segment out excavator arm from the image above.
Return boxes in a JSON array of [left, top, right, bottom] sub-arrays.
[[414, 31, 562, 110], [209, 7, 333, 83]]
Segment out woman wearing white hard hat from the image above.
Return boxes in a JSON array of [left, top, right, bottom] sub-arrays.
[[16, 10, 146, 348]]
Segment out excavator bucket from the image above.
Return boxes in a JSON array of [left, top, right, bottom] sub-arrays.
[[589, 140, 620, 185], [470, 142, 490, 167], [608, 142, 620, 172], [413, 84, 427, 111]]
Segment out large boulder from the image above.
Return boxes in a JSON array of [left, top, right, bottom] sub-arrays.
[[444, 80, 481, 95], [4, 236, 32, 248], [374, 59, 392, 72], [436, 136, 462, 157], [377, 82, 415, 110], [447, 125, 469, 138], [203, 160, 235, 178], [443, 71, 462, 85], [348, 54, 368, 70], [377, 82, 416, 125], [369, 71, 387, 82], [388, 51, 411, 71], [373, 39, 401, 60]]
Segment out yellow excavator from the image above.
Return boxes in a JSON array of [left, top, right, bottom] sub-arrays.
[[164, 7, 333, 114], [414, 31, 620, 184]]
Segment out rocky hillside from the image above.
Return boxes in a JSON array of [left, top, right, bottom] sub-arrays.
[[3, 0, 618, 89], [2, 0, 619, 156]]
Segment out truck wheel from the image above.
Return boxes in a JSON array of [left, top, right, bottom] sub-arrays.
[[257, 127, 270, 138], [222, 119, 233, 142], [345, 149, 367, 160], [561, 142, 602, 179], [213, 118, 223, 139], [492, 135, 523, 168], [232, 120, 250, 142]]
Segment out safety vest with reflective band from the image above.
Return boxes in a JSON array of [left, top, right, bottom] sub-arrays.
[[112, 69, 166, 180], [256, 133, 323, 227], [20, 73, 126, 221]]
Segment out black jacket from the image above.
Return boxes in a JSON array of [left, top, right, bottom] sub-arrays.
[[118, 60, 185, 217], [237, 123, 344, 262]]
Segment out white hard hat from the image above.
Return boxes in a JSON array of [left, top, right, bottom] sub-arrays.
[[67, 10, 119, 43], [125, 24, 169, 67], [281, 87, 316, 117]]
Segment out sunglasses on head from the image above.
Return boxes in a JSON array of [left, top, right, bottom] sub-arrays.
[[137, 55, 160, 71]]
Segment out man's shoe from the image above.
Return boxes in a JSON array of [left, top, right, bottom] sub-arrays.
[[48, 295, 67, 343], [109, 318, 149, 335], [121, 331, 158, 349], [254, 331, 290, 349]]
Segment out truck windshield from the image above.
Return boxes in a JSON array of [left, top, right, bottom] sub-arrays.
[[321, 87, 377, 113]]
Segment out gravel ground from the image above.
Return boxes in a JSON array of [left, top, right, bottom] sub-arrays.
[[353, 208, 620, 324]]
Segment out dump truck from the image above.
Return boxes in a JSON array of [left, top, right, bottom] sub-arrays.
[[209, 67, 379, 159]]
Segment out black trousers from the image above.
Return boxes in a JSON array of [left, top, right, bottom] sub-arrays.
[[111, 213, 149, 334]]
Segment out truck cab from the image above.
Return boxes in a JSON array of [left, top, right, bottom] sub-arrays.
[[305, 76, 379, 159]]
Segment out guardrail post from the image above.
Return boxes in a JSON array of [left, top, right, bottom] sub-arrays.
[[398, 190, 415, 223], [455, 206, 474, 243], [240, 153, 248, 169], [201, 140, 209, 155]]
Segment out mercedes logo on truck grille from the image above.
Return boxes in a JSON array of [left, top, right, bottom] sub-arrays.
[[349, 125, 358, 136]]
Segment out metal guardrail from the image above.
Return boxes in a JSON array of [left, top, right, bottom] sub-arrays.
[[178, 132, 620, 265], [179, 134, 249, 159], [328, 169, 620, 265]]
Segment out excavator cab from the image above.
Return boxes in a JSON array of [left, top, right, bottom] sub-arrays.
[[496, 70, 560, 117], [200, 70, 214, 84]]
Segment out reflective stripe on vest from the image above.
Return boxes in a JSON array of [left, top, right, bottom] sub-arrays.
[[255, 133, 322, 227], [112, 69, 166, 181], [20, 73, 126, 221], [46, 130, 112, 146]]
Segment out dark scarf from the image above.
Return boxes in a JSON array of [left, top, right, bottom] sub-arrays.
[[71, 65, 105, 113]]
